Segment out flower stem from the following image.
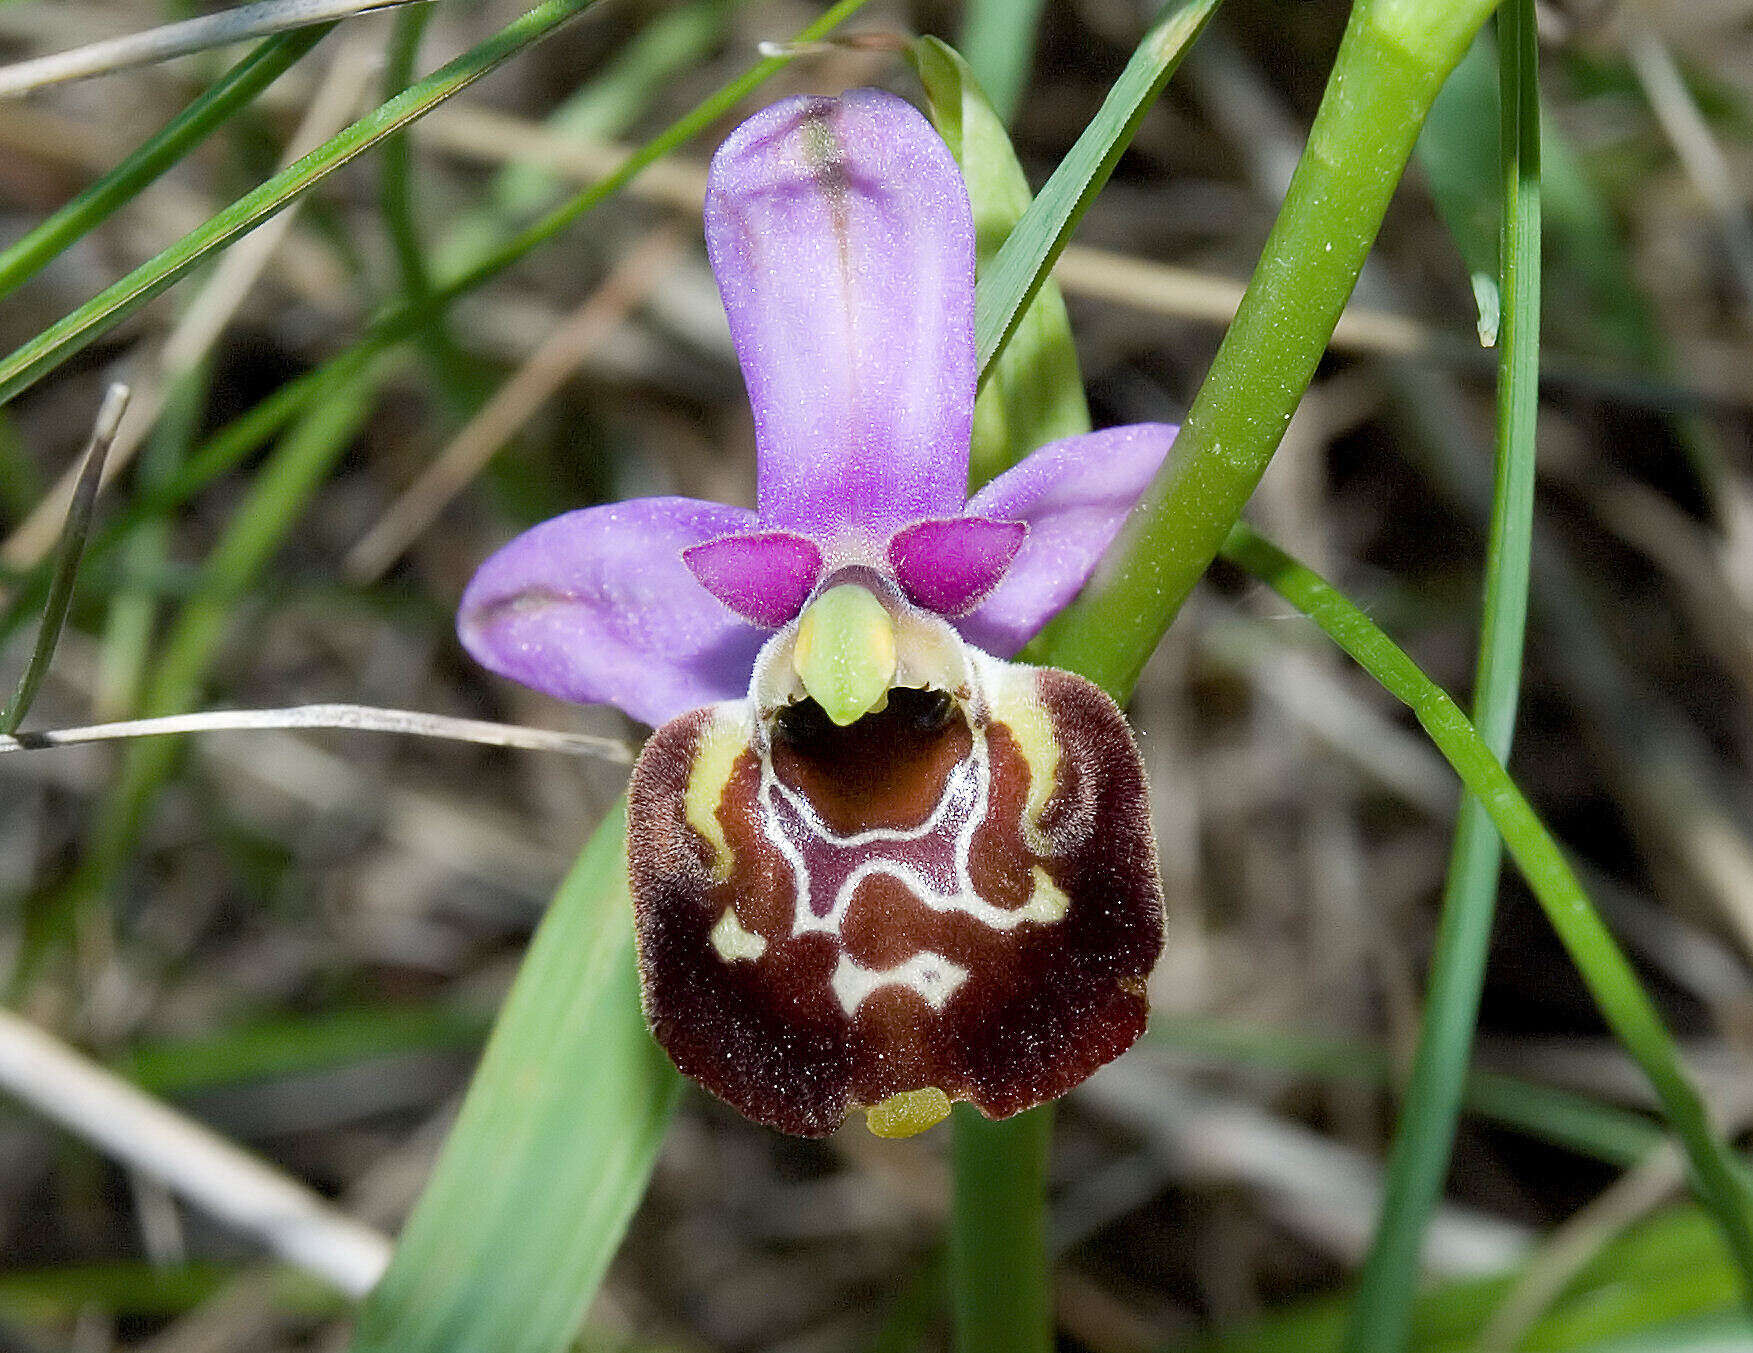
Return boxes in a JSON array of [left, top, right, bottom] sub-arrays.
[[1342, 6, 1540, 1348], [950, 1105, 1053, 1353], [1030, 0, 1500, 699]]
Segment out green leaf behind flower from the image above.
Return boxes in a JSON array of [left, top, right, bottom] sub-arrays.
[[907, 36, 1091, 489]]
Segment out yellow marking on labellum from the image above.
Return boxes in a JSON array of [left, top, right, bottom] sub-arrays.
[[791, 583, 897, 726], [709, 907, 767, 962], [866, 1087, 952, 1139], [685, 715, 747, 881], [1021, 867, 1070, 923], [990, 677, 1060, 853]]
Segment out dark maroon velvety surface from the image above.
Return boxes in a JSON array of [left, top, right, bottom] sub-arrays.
[[628, 672, 1163, 1137]]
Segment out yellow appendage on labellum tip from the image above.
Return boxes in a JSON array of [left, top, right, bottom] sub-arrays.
[[866, 1087, 953, 1138]]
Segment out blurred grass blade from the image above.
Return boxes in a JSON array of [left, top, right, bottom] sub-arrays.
[[908, 35, 1089, 487], [0, 0, 605, 410], [1182, 1205, 1739, 1352], [348, 801, 681, 1353], [432, 0, 731, 276], [380, 3, 442, 307], [0, 27, 332, 302], [377, 2, 487, 415], [56, 358, 390, 935], [955, 0, 1045, 125], [119, 1004, 489, 1099], [1149, 1016, 1664, 1170], [972, 0, 1221, 383], [868, 1250, 949, 1353], [1220, 521, 1753, 1303], [1417, 35, 1501, 345], [0, 385, 128, 735], [0, 0, 424, 97], [1344, 4, 1543, 1348]]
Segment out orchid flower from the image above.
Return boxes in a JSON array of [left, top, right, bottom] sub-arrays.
[[458, 89, 1173, 1138]]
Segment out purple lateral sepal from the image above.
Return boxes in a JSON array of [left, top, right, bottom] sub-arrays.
[[685, 530, 824, 627], [958, 423, 1179, 657], [705, 89, 975, 535], [457, 498, 767, 728], [888, 516, 1026, 616]]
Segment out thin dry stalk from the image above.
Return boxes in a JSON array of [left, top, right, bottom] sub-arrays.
[[0, 703, 635, 763], [0, 0, 425, 97], [1476, 1088, 1753, 1352], [0, 1005, 391, 1293], [413, 108, 1446, 360], [1622, 14, 1753, 310]]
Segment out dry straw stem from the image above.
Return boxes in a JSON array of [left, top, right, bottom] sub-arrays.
[[344, 226, 689, 582], [0, 39, 378, 582], [1079, 1060, 1530, 1276], [1621, 13, 1753, 311], [0, 704, 635, 763], [1478, 1085, 1753, 1352], [413, 107, 1753, 406], [412, 109, 1445, 361], [0, 1005, 391, 1294], [0, 0, 427, 97]]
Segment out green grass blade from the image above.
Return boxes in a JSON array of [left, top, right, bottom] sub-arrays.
[[0, 1262, 328, 1326], [0, 386, 127, 734], [348, 801, 682, 1353], [68, 358, 389, 917], [96, 365, 208, 719], [377, 3, 486, 414], [1029, 0, 1499, 701], [972, 0, 1221, 386], [1342, 4, 1543, 1348], [867, 1250, 948, 1353], [1219, 521, 1753, 1306], [907, 36, 1090, 487], [0, 26, 332, 302], [0, 0, 606, 410], [1416, 35, 1501, 344], [117, 1004, 488, 1098], [955, 0, 1046, 125], [1583, 1311, 1753, 1353], [432, 0, 733, 276], [1415, 28, 1727, 497], [950, 1105, 1053, 1353], [379, 4, 440, 305]]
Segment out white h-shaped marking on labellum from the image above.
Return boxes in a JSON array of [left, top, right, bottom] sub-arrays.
[[741, 657, 1068, 1015]]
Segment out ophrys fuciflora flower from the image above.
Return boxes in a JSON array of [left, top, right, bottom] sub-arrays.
[[459, 89, 1171, 1138]]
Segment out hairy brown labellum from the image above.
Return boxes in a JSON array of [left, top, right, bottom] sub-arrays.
[[627, 598, 1163, 1137]]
